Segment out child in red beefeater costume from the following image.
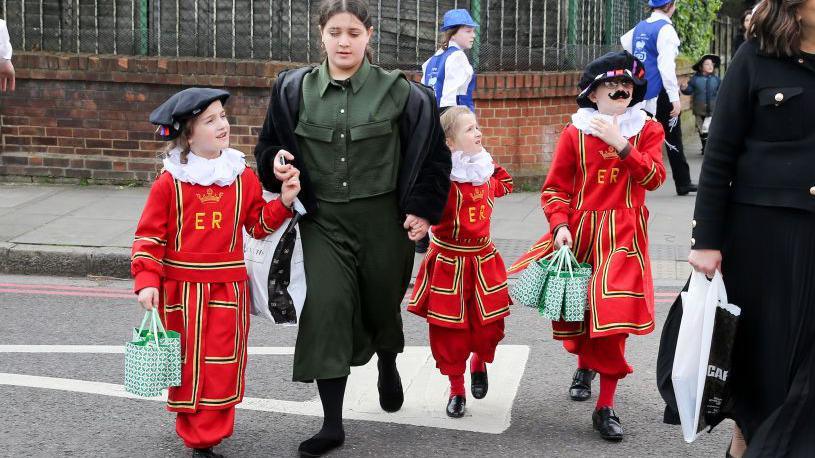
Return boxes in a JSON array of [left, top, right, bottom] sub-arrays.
[[508, 51, 665, 441], [408, 106, 513, 419], [132, 88, 300, 457]]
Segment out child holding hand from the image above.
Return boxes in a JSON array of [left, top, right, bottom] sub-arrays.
[[408, 106, 513, 418], [133, 88, 300, 457]]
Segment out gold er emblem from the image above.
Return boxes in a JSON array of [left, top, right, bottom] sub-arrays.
[[197, 188, 223, 204]]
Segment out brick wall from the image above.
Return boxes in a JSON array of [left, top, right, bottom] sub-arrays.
[[0, 52, 580, 185]]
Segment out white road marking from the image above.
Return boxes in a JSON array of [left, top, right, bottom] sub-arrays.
[[0, 345, 528, 434], [0, 345, 295, 355]]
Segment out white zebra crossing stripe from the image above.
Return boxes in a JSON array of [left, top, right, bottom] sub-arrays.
[[0, 345, 529, 434]]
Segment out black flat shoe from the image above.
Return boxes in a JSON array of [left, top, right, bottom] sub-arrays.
[[192, 448, 224, 458], [446, 395, 466, 418], [592, 407, 624, 442], [377, 359, 404, 413], [677, 183, 698, 195], [471, 365, 488, 399], [569, 368, 595, 401], [298, 433, 345, 458]]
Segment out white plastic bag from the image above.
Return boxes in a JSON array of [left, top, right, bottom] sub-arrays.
[[243, 191, 306, 326], [672, 271, 740, 443]]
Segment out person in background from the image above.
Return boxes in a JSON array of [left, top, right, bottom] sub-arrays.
[[732, 7, 754, 55], [0, 19, 15, 92], [681, 54, 721, 153], [622, 0, 697, 196]]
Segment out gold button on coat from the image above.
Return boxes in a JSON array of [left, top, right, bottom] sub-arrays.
[[692, 220, 697, 228], [691, 238, 696, 247], [775, 92, 784, 102], [810, 186, 815, 196]]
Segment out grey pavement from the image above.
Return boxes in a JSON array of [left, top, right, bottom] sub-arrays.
[[0, 134, 704, 282]]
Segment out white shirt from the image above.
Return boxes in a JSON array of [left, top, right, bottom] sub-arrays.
[[0, 20, 12, 60], [421, 41, 474, 108], [621, 11, 681, 109], [162, 147, 246, 187]]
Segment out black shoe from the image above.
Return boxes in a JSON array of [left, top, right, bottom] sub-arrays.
[[569, 369, 595, 401], [377, 359, 404, 412], [677, 183, 698, 196], [726, 439, 734, 458], [298, 430, 345, 458], [446, 395, 466, 418], [471, 365, 488, 399], [192, 448, 224, 458], [592, 407, 624, 442]]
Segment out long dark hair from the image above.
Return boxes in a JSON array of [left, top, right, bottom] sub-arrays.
[[318, 0, 374, 62], [750, 0, 807, 56]]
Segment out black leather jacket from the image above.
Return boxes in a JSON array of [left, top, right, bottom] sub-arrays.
[[254, 66, 452, 225]]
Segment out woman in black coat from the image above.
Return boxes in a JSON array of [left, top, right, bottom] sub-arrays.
[[689, 1, 815, 456]]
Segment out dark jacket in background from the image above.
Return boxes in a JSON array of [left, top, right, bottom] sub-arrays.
[[681, 73, 721, 117], [692, 40, 815, 249], [254, 66, 452, 225]]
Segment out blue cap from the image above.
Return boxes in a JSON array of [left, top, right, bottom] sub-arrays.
[[648, 0, 674, 7], [441, 9, 479, 31]]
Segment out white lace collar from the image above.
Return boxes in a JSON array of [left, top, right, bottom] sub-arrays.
[[450, 149, 495, 185], [162, 147, 246, 186], [571, 107, 647, 139]]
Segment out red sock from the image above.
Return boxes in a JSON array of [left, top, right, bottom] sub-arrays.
[[469, 354, 486, 373], [596, 375, 618, 409], [577, 354, 589, 370], [449, 375, 465, 397]]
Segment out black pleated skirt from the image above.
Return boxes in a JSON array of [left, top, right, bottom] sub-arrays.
[[721, 203, 815, 457]]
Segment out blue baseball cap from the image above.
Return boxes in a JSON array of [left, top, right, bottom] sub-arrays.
[[648, 0, 674, 7], [441, 9, 479, 31]]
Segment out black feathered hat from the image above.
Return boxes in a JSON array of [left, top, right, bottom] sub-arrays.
[[149, 88, 230, 141], [692, 54, 721, 73], [576, 51, 647, 109]]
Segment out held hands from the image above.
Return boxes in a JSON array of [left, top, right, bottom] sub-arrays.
[[280, 172, 301, 209], [273, 150, 298, 182], [274, 150, 301, 208], [554, 226, 573, 249], [589, 116, 628, 153], [403, 214, 430, 241], [137, 287, 159, 311], [688, 249, 722, 278]]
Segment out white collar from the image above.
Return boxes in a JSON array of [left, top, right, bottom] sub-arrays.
[[450, 149, 495, 185], [447, 41, 463, 50], [162, 147, 246, 186], [571, 108, 647, 139], [648, 11, 673, 24]]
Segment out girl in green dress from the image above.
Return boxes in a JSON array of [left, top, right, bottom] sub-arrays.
[[254, 1, 451, 456]]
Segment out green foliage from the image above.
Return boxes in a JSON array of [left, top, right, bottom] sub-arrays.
[[674, 0, 724, 58]]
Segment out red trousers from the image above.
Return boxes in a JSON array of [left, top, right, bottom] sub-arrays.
[[176, 407, 235, 449], [429, 311, 505, 376], [562, 332, 633, 380]]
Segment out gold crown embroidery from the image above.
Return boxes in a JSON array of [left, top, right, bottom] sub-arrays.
[[197, 188, 223, 204], [599, 146, 619, 160], [470, 188, 484, 202]]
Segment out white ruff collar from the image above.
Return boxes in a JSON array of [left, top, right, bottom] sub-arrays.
[[571, 107, 647, 139], [162, 147, 246, 186], [450, 149, 495, 185]]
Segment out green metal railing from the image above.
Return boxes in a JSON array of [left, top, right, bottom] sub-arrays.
[[0, 0, 646, 71]]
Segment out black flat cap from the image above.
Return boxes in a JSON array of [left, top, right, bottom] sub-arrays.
[[149, 88, 230, 140], [576, 51, 647, 109]]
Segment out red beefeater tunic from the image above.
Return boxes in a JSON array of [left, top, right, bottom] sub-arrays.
[[508, 120, 665, 340], [408, 164, 513, 329], [131, 168, 291, 414]]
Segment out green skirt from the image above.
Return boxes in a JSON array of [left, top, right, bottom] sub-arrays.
[[293, 192, 414, 382]]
